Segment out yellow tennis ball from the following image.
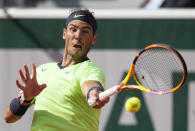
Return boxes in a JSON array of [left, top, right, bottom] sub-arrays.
[[125, 97, 141, 113]]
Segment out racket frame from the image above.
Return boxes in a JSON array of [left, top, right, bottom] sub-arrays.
[[89, 44, 188, 104], [107, 44, 187, 96]]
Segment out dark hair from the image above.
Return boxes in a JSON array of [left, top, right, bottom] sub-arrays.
[[69, 8, 95, 17]]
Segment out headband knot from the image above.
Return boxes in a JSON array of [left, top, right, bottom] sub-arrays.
[[66, 11, 97, 34]]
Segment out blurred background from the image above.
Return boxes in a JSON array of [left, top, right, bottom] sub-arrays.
[[0, 0, 195, 131]]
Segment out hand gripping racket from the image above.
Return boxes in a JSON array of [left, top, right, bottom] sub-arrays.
[[88, 44, 187, 105]]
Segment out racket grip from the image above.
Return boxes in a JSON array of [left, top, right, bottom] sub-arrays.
[[99, 85, 119, 99], [88, 85, 119, 106]]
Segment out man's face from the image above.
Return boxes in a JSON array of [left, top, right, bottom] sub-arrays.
[[63, 20, 98, 60]]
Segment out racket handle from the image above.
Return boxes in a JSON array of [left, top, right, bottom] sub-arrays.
[[88, 85, 119, 106], [99, 85, 119, 99]]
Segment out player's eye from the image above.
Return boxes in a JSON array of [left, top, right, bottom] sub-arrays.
[[82, 30, 90, 34], [72, 28, 77, 32], [69, 27, 77, 32]]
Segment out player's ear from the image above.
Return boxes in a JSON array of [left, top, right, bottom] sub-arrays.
[[63, 28, 67, 40], [92, 34, 98, 45]]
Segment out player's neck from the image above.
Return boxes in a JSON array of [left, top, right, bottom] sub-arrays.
[[61, 54, 87, 66]]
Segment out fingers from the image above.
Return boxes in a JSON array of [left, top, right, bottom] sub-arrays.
[[16, 63, 46, 98], [40, 84, 47, 90], [34, 84, 47, 96], [32, 63, 36, 80], [37, 84, 47, 92], [88, 90, 109, 109], [24, 64, 30, 80], [18, 69, 26, 83], [100, 96, 110, 104], [16, 80, 24, 90], [19, 64, 31, 82], [17, 63, 37, 88], [18, 64, 36, 80], [91, 97, 109, 109]]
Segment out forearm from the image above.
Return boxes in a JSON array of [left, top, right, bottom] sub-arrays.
[[4, 103, 22, 123], [4, 94, 32, 123], [81, 80, 103, 97]]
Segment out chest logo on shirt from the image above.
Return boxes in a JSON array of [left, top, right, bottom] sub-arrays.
[[42, 68, 47, 72], [65, 71, 72, 74]]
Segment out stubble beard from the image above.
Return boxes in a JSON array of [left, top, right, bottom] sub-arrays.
[[67, 46, 90, 62]]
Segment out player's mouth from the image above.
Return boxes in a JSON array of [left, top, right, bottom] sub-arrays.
[[73, 44, 82, 50]]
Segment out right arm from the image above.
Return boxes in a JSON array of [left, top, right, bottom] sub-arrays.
[[4, 64, 46, 123]]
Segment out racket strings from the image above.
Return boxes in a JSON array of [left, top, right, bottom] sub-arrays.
[[134, 47, 184, 92]]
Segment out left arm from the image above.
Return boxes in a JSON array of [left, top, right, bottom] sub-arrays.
[[81, 80, 109, 109]]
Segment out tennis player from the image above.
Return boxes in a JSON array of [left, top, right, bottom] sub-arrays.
[[4, 8, 109, 131]]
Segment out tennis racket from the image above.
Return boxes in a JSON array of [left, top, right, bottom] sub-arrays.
[[88, 44, 187, 105]]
